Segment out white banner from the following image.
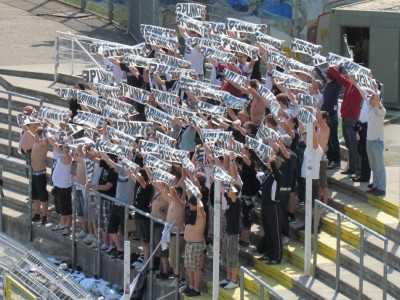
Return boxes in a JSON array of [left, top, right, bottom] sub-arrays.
[[144, 33, 178, 51], [290, 38, 321, 57], [77, 92, 107, 111], [212, 165, 232, 186], [256, 124, 280, 142], [211, 145, 232, 158], [271, 70, 293, 84], [355, 74, 377, 94], [155, 52, 191, 68], [269, 100, 281, 119], [84, 127, 101, 141], [84, 158, 95, 183], [123, 54, 154, 68], [114, 121, 153, 137], [163, 103, 196, 121], [201, 129, 232, 143], [120, 83, 149, 104], [197, 101, 226, 117], [149, 63, 195, 77], [245, 136, 272, 158], [103, 46, 143, 58], [284, 77, 311, 91], [181, 156, 196, 177], [106, 97, 137, 115], [223, 68, 247, 86], [257, 85, 276, 103], [220, 36, 259, 60], [144, 153, 171, 172], [107, 126, 136, 146], [287, 59, 313, 76], [152, 168, 176, 185], [221, 140, 243, 157], [266, 50, 288, 70], [222, 93, 247, 110], [121, 157, 140, 175], [55, 88, 79, 99], [297, 107, 316, 124], [343, 61, 371, 77], [180, 76, 221, 91], [67, 137, 95, 147], [145, 105, 173, 130], [188, 37, 221, 48], [151, 89, 179, 106], [187, 114, 208, 129], [102, 105, 128, 121], [255, 31, 283, 51], [177, 15, 207, 37], [298, 93, 318, 109], [82, 68, 110, 84], [159, 147, 189, 163], [141, 24, 177, 39], [16, 114, 41, 126], [199, 46, 234, 63], [41, 126, 66, 144], [156, 131, 176, 148], [95, 139, 133, 159], [184, 178, 200, 198], [138, 139, 161, 154], [38, 105, 70, 122], [96, 84, 121, 98], [176, 2, 207, 19], [226, 18, 267, 33], [65, 123, 84, 137], [312, 54, 327, 66], [73, 111, 105, 130], [204, 22, 227, 35], [326, 52, 352, 67]]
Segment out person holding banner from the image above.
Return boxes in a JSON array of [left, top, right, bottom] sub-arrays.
[[19, 121, 40, 179]]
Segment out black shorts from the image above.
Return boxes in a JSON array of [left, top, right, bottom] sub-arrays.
[[107, 205, 125, 234], [53, 187, 72, 216], [31, 172, 48, 202], [135, 218, 150, 243]]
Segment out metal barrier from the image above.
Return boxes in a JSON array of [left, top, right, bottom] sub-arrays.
[[313, 200, 389, 300], [239, 266, 286, 300], [0, 90, 43, 157], [71, 182, 181, 300]]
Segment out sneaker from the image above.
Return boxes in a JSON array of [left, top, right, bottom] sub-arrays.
[[106, 247, 117, 256], [111, 250, 123, 260], [89, 239, 100, 248], [134, 260, 145, 270], [181, 285, 193, 294], [41, 216, 47, 225], [75, 230, 87, 239], [61, 228, 72, 236], [51, 224, 65, 231], [372, 189, 386, 197], [327, 162, 340, 170], [32, 214, 41, 222], [282, 236, 290, 245], [158, 272, 169, 280], [100, 244, 110, 251], [185, 289, 201, 297], [219, 278, 230, 287], [117, 253, 125, 261], [131, 255, 144, 268], [224, 281, 238, 289], [83, 234, 94, 244]]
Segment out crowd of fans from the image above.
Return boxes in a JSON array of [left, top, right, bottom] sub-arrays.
[[17, 6, 387, 297]]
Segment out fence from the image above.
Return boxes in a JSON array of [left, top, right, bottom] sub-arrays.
[[313, 200, 389, 300], [239, 266, 286, 300]]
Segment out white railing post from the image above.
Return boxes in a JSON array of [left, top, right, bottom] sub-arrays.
[[212, 180, 221, 300]]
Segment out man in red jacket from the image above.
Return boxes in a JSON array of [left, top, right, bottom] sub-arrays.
[[327, 66, 363, 175]]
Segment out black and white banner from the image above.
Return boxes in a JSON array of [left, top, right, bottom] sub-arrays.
[[107, 126, 136, 146], [256, 124, 280, 142], [258, 85, 276, 103], [144, 153, 171, 172], [145, 105, 173, 129], [38, 105, 70, 122], [181, 156, 196, 176], [55, 88, 79, 99], [223, 68, 247, 86], [343, 61, 371, 77], [220, 36, 259, 60], [106, 97, 137, 115], [287, 59, 313, 76], [159, 147, 189, 163], [226, 18, 267, 33], [197, 101, 226, 117], [355, 74, 377, 94], [271, 70, 293, 84], [221, 140, 243, 157], [187, 114, 208, 129], [297, 107, 316, 124], [312, 53, 327, 66], [141, 24, 177, 39], [41, 126, 66, 144], [123, 54, 154, 69], [269, 100, 281, 119], [246, 136, 272, 158], [188, 37, 221, 48], [156, 131, 176, 148], [213, 165, 232, 186], [121, 157, 140, 175], [103, 46, 143, 58], [298, 93, 318, 109], [89, 42, 119, 53], [138, 139, 161, 154], [186, 86, 226, 102], [84, 158, 95, 184], [180, 76, 220, 91], [184, 178, 200, 198], [73, 111, 105, 130], [163, 103, 195, 121], [155, 52, 191, 68], [201, 129, 232, 143], [144, 33, 178, 51], [204, 22, 227, 35], [284, 77, 311, 91], [17, 114, 41, 126], [176, 2, 207, 19], [114, 121, 153, 137], [177, 15, 207, 37], [152, 168, 176, 186], [222, 93, 247, 110], [95, 139, 133, 159], [199, 46, 234, 63], [96, 84, 121, 99], [77, 92, 107, 111], [84, 127, 101, 141], [65, 123, 84, 137], [149, 63, 195, 77], [326, 52, 352, 67], [67, 137, 95, 147], [82, 68, 110, 84], [120, 83, 149, 105], [290, 38, 321, 57], [266, 50, 288, 70], [151, 89, 179, 106], [255, 31, 283, 51], [211, 145, 231, 158]]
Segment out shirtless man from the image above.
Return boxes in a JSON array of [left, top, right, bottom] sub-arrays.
[[19, 122, 39, 178], [182, 194, 206, 297], [317, 111, 330, 206], [158, 184, 185, 281], [248, 80, 269, 127], [28, 126, 49, 225]]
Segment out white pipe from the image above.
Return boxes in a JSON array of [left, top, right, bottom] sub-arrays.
[[212, 180, 221, 300]]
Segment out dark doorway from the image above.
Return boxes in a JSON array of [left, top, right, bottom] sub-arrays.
[[341, 27, 370, 67]]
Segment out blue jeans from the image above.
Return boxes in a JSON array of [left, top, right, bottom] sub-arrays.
[[366, 140, 386, 191], [327, 113, 340, 163], [342, 119, 361, 172]]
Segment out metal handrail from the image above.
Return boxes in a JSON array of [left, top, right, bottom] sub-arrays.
[[313, 200, 388, 300], [0, 90, 43, 157], [72, 182, 180, 300], [239, 266, 286, 300]]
